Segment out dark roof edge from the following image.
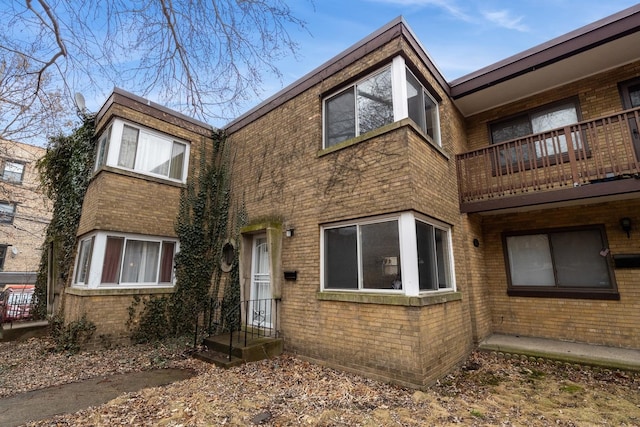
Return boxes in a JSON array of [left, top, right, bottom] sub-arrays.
[[96, 87, 216, 134], [449, 4, 640, 98], [226, 17, 448, 134]]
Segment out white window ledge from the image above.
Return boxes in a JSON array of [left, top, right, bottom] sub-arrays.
[[66, 286, 174, 297]]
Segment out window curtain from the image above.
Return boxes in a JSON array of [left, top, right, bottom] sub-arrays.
[[101, 237, 124, 283], [118, 125, 139, 168], [159, 242, 175, 283]]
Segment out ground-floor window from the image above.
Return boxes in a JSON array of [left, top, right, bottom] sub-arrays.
[[503, 225, 617, 298], [73, 232, 178, 288], [321, 212, 454, 295]]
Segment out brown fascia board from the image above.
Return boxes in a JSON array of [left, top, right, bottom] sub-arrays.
[[225, 17, 449, 135], [96, 87, 215, 137], [449, 4, 640, 99]]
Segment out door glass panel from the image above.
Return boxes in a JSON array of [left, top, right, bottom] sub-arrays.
[[251, 237, 271, 326]]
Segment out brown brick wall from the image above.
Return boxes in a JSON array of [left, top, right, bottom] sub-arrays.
[[77, 171, 182, 238], [226, 37, 475, 387], [0, 140, 51, 273], [481, 198, 640, 349], [64, 289, 173, 348], [465, 61, 640, 151]]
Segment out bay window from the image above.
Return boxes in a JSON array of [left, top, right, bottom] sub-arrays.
[[504, 226, 617, 299], [94, 119, 189, 183], [322, 212, 453, 295], [73, 232, 178, 288], [323, 56, 441, 148]]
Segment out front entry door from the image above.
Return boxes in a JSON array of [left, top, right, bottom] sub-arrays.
[[620, 78, 640, 160], [249, 235, 271, 328]]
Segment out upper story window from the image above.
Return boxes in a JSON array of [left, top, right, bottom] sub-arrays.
[[323, 56, 441, 149], [1, 160, 25, 183], [321, 212, 454, 295], [94, 119, 189, 183], [0, 202, 15, 224]]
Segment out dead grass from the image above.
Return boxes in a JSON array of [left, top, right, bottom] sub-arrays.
[[2, 337, 639, 426]]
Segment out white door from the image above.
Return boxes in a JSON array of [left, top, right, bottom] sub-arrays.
[[249, 235, 272, 327]]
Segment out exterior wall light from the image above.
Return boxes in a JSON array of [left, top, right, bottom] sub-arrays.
[[285, 228, 294, 237], [620, 217, 632, 238]]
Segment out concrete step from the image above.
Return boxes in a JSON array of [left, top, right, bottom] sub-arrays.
[[198, 333, 283, 366], [193, 349, 245, 368]]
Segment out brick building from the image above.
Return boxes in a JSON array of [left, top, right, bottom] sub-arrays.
[[0, 139, 51, 286], [66, 5, 640, 388]]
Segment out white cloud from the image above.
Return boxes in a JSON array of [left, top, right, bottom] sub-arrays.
[[482, 10, 529, 32], [368, 0, 473, 22]]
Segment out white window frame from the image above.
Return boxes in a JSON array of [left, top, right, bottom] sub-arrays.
[[72, 231, 179, 289], [321, 212, 455, 296], [94, 119, 190, 183], [322, 56, 441, 148]]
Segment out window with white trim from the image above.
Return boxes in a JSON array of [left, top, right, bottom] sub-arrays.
[[504, 225, 617, 298], [323, 56, 441, 148], [1, 160, 25, 183], [94, 119, 189, 183], [321, 212, 454, 295], [73, 232, 178, 287]]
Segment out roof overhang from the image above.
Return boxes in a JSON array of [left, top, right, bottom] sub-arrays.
[[450, 4, 640, 117]]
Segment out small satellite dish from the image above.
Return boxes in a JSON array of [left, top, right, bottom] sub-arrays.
[[11, 246, 18, 255], [75, 92, 86, 111]]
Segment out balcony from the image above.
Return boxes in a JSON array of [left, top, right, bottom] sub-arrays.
[[457, 108, 640, 213]]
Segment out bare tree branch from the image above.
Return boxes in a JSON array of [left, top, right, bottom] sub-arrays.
[[0, 0, 310, 143]]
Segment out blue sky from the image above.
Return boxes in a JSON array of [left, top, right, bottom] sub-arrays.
[[253, 0, 638, 105]]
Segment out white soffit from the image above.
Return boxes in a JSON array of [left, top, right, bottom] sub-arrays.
[[453, 31, 640, 117]]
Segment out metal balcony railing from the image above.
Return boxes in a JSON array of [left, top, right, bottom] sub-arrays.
[[457, 107, 640, 206]]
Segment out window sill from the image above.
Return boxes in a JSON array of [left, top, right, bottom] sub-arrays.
[[507, 288, 620, 300], [316, 290, 461, 306], [93, 165, 186, 188], [317, 119, 449, 160], [67, 286, 174, 296]]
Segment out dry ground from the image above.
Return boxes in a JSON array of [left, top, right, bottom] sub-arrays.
[[1, 336, 639, 426]]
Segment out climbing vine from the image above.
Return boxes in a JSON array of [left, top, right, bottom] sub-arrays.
[[171, 130, 232, 334], [34, 115, 97, 319]]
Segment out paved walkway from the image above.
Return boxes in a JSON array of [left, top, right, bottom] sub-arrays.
[[0, 368, 195, 427], [479, 334, 640, 371]]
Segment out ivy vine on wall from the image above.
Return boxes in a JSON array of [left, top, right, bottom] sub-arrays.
[[34, 115, 97, 320]]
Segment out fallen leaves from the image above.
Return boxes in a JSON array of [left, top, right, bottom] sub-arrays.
[[1, 337, 640, 426]]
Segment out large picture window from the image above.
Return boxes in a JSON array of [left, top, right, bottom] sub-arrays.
[[73, 232, 177, 287], [322, 213, 453, 295], [94, 119, 189, 182], [323, 57, 441, 148], [503, 226, 617, 299]]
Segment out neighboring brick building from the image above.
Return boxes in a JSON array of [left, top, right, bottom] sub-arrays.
[[0, 139, 51, 286], [67, 5, 640, 388]]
